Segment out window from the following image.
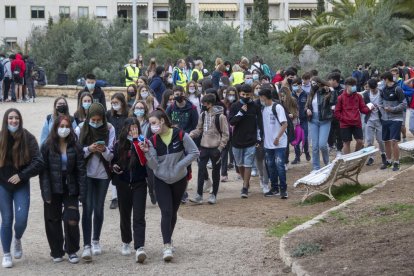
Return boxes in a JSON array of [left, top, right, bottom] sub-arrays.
[[5, 6, 16, 19], [289, 9, 312, 19], [156, 10, 168, 20], [5, 38, 18, 49], [246, 6, 253, 19], [96, 6, 107, 19], [78, 6, 89, 17], [59, 6, 70, 18], [202, 11, 224, 19], [31, 6, 45, 19]]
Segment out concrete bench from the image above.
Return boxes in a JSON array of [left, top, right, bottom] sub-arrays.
[[399, 140, 414, 158], [294, 146, 379, 202]]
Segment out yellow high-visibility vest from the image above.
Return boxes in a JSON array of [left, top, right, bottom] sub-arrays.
[[125, 65, 140, 86], [192, 68, 204, 81], [173, 67, 187, 90], [232, 72, 244, 85]]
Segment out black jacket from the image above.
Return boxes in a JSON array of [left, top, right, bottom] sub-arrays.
[[229, 100, 263, 148], [112, 140, 147, 184], [39, 143, 86, 202], [106, 111, 128, 138], [306, 88, 334, 121], [0, 130, 44, 191]]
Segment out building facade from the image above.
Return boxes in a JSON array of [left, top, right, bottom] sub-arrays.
[[1, 0, 326, 48]]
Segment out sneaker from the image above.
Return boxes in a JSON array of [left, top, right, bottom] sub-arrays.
[[14, 239, 22, 259], [181, 192, 188, 204], [366, 157, 374, 166], [53, 256, 64, 263], [203, 179, 212, 193], [241, 188, 249, 198], [264, 189, 280, 197], [380, 161, 392, 170], [208, 194, 217, 204], [228, 163, 234, 170], [68, 254, 79, 264], [251, 169, 258, 177], [163, 245, 173, 262], [221, 176, 228, 182], [336, 151, 343, 158], [392, 162, 400, 171], [81, 246, 92, 262], [285, 164, 289, 171], [135, 247, 147, 263], [110, 198, 118, 209], [189, 194, 203, 204], [2, 254, 12, 268], [381, 153, 387, 166], [291, 159, 300, 165], [281, 191, 289, 199], [91, 240, 101, 255], [305, 153, 311, 161], [207, 160, 212, 169], [260, 180, 269, 194], [121, 243, 131, 256]]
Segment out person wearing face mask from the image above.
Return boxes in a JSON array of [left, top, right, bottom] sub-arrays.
[[77, 74, 106, 111], [243, 72, 254, 86], [106, 93, 129, 209], [75, 103, 115, 261], [111, 118, 148, 263], [300, 72, 312, 94], [391, 67, 409, 142], [223, 61, 232, 78], [40, 97, 77, 145], [0, 108, 44, 268], [74, 92, 93, 125], [137, 85, 159, 113], [186, 81, 202, 114], [172, 59, 187, 91], [139, 109, 199, 262], [191, 60, 204, 82], [149, 66, 166, 104], [189, 94, 229, 205], [126, 84, 138, 108], [378, 71, 406, 171], [334, 77, 371, 155], [212, 64, 226, 90], [125, 58, 140, 87], [328, 72, 345, 157], [40, 115, 86, 264], [229, 84, 264, 198]]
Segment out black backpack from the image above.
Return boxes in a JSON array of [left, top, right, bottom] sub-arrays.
[[13, 65, 21, 81], [272, 102, 295, 143]]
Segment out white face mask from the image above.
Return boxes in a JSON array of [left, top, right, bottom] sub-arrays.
[[188, 88, 196, 94], [141, 92, 149, 99], [131, 64, 137, 68], [151, 124, 161, 134], [167, 78, 173, 84], [58, 127, 71, 138], [112, 104, 121, 111]]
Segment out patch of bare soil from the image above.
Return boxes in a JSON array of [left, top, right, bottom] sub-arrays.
[[285, 165, 414, 276]]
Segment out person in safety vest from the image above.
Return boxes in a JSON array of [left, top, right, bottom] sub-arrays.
[[172, 59, 187, 91], [125, 58, 140, 87], [191, 60, 204, 82]]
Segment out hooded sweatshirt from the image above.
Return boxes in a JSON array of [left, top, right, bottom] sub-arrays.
[[334, 91, 370, 128], [190, 106, 229, 151], [11, 53, 26, 78], [166, 99, 199, 133]]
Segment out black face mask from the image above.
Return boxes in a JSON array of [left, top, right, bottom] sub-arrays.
[[312, 85, 319, 92], [240, 97, 251, 104], [174, 96, 184, 103], [287, 78, 293, 85], [56, 105, 68, 114], [128, 91, 136, 97], [201, 105, 209, 112]]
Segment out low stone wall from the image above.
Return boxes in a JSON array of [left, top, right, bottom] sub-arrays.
[[35, 85, 127, 100]]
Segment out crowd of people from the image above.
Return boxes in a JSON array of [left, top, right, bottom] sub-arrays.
[[0, 54, 413, 269]]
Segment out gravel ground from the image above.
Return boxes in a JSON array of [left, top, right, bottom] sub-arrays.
[[0, 98, 288, 275]]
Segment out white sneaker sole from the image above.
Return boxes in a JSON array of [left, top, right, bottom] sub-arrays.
[[69, 257, 79, 264], [121, 251, 131, 256]]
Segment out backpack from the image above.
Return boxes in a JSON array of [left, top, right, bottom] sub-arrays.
[[272, 102, 295, 144], [201, 112, 222, 136], [151, 129, 192, 181], [13, 65, 21, 81], [262, 63, 273, 79]]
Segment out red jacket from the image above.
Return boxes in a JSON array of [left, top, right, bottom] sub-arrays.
[[334, 92, 370, 128], [11, 53, 26, 78]]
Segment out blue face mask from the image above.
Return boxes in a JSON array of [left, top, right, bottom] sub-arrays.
[[82, 103, 91, 110], [245, 79, 253, 85], [351, 86, 357, 93], [292, 86, 299, 93], [89, 121, 104, 129], [86, 83, 95, 91], [134, 109, 145, 117], [127, 135, 133, 141], [8, 124, 19, 133]]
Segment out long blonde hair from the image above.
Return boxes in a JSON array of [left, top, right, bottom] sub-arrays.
[[280, 87, 298, 118]]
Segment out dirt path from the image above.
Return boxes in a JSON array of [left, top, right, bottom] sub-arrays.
[[0, 98, 289, 275]]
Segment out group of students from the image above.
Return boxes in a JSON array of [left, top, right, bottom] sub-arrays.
[[1, 55, 413, 269]]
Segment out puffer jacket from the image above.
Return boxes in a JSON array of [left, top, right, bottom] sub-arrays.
[[379, 83, 406, 121], [190, 106, 229, 151], [305, 87, 335, 121], [39, 143, 86, 202]]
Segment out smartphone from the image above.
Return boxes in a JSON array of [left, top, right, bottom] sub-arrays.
[[95, 141, 105, 145]]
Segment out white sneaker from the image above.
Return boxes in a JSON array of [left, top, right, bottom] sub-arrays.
[[251, 169, 258, 177], [121, 243, 131, 256], [208, 194, 217, 204], [68, 254, 79, 264], [285, 164, 289, 171], [81, 245, 92, 262], [260, 180, 269, 194], [203, 179, 212, 193], [163, 245, 173, 262], [14, 239, 22, 259], [91, 241, 101, 255], [2, 254, 12, 268], [135, 247, 147, 263], [53, 257, 64, 263]]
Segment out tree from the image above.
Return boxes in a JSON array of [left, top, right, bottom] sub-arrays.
[[169, 0, 186, 32], [317, 0, 325, 15], [251, 0, 270, 41]]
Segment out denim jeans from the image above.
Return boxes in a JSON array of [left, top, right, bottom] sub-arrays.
[[0, 184, 30, 254], [309, 113, 331, 170], [82, 177, 110, 246], [264, 148, 287, 193]]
